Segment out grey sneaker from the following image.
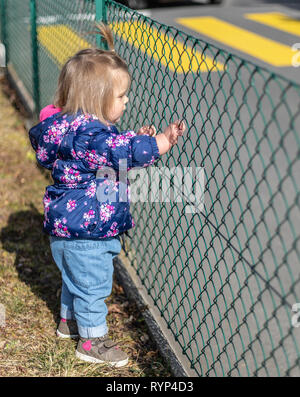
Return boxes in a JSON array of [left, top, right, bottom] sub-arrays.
[[56, 319, 79, 339], [76, 335, 128, 367]]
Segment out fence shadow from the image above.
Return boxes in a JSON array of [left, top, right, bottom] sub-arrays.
[[0, 203, 61, 323]]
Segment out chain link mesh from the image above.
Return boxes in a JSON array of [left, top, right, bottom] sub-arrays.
[[4, 0, 33, 98], [1, 0, 299, 376]]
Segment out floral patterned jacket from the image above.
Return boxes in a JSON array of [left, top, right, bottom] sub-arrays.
[[29, 112, 160, 239]]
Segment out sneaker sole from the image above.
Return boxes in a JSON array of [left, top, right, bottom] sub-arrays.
[[75, 350, 129, 368], [56, 329, 79, 339]]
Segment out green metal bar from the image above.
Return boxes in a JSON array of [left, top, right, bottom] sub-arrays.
[[95, 0, 107, 49], [0, 0, 7, 63], [30, 0, 40, 115]]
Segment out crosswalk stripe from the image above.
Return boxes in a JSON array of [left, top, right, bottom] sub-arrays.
[[38, 23, 224, 73], [38, 25, 90, 66], [176, 16, 294, 67], [111, 21, 224, 73], [245, 12, 300, 37]]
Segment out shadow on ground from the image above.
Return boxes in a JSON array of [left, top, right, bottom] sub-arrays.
[[0, 203, 61, 323]]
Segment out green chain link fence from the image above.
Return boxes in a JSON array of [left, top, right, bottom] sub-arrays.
[[1, 0, 299, 376]]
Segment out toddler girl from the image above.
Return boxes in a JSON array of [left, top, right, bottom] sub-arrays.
[[29, 23, 185, 367]]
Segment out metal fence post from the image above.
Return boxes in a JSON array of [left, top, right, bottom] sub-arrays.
[[30, 0, 40, 115], [95, 0, 107, 49], [0, 0, 8, 63]]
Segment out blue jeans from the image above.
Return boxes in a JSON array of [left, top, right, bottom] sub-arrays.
[[49, 235, 121, 338]]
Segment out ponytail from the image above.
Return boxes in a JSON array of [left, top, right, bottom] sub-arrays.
[[94, 22, 115, 52]]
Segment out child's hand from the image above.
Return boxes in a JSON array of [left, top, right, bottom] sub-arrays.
[[137, 125, 157, 137], [155, 120, 186, 156], [163, 120, 186, 146]]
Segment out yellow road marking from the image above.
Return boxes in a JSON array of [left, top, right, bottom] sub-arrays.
[[38, 22, 224, 73], [38, 25, 90, 66], [112, 20, 224, 73], [177, 16, 294, 67], [245, 12, 300, 37]]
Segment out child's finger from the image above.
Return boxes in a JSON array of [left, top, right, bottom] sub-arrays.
[[149, 125, 157, 136], [137, 125, 150, 135], [178, 120, 185, 134], [171, 120, 185, 135]]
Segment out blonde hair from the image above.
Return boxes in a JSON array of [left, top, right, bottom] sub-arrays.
[[53, 23, 130, 123]]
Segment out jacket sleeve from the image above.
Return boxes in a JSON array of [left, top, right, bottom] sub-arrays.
[[28, 122, 61, 170], [77, 129, 160, 171]]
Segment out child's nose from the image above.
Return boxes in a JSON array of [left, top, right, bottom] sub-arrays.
[[124, 95, 129, 104]]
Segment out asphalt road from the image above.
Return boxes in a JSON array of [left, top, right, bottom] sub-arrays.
[[140, 0, 300, 83]]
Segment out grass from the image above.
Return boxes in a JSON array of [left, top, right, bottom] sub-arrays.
[[0, 74, 172, 377]]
